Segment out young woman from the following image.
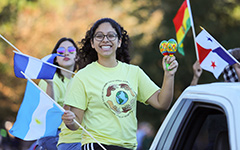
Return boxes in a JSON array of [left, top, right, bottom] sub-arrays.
[[62, 18, 178, 150], [35, 37, 82, 150]]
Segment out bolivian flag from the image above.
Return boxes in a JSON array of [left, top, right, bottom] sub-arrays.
[[173, 0, 191, 56]]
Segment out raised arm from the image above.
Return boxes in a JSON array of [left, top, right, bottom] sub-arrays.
[[190, 60, 202, 86], [147, 55, 178, 110], [44, 80, 55, 99]]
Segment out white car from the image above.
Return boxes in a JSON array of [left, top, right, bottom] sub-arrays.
[[150, 82, 240, 150]]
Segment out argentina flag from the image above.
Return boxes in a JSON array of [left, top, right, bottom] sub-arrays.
[[13, 52, 59, 79], [9, 80, 64, 141]]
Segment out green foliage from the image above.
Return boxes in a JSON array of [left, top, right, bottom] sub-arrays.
[[127, 0, 240, 129]]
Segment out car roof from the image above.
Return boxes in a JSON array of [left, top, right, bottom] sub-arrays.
[[182, 82, 240, 105]]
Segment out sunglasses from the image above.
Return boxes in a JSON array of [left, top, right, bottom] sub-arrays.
[[57, 46, 76, 54]]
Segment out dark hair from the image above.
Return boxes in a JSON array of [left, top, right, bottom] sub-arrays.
[[79, 18, 131, 68], [52, 37, 79, 82], [228, 48, 240, 62]]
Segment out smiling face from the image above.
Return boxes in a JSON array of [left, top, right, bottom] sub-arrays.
[[56, 40, 76, 70], [91, 22, 121, 60]]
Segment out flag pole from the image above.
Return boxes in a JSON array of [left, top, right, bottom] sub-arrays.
[[0, 34, 22, 53], [186, 0, 199, 60], [43, 59, 76, 75], [21, 71, 65, 111], [73, 119, 107, 150], [13, 51, 76, 75], [20, 71, 107, 150], [0, 34, 75, 75]]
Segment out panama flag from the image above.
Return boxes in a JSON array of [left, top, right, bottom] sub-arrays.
[[173, 0, 192, 56], [196, 29, 238, 79], [9, 78, 64, 140], [14, 52, 60, 79]]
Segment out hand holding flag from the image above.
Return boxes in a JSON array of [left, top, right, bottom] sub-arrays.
[[14, 52, 58, 79], [196, 28, 239, 79], [9, 72, 107, 150], [2, 32, 106, 149], [0, 34, 75, 79], [13, 51, 75, 79]]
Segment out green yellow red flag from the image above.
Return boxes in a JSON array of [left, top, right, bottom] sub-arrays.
[[173, 0, 192, 56]]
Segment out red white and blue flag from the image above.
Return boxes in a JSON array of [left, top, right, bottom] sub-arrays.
[[196, 29, 238, 79]]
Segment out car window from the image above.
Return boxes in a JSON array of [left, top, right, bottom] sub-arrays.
[[172, 102, 229, 150], [193, 114, 228, 150]]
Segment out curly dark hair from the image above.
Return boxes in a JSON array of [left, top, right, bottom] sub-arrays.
[[78, 18, 131, 68], [229, 48, 240, 61], [51, 37, 79, 82]]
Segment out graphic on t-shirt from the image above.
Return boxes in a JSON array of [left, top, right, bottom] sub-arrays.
[[116, 91, 128, 105], [103, 80, 136, 118]]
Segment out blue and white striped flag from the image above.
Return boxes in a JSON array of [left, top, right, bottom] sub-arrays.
[[14, 52, 60, 79], [9, 80, 64, 141]]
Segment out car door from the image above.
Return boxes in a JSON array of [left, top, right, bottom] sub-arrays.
[[151, 96, 231, 150]]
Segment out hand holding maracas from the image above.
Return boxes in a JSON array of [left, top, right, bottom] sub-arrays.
[[159, 38, 177, 71]]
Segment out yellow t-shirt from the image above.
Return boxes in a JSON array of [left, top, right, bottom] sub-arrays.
[[64, 61, 160, 149], [58, 123, 82, 145], [38, 74, 82, 145], [58, 79, 82, 145], [38, 74, 70, 107]]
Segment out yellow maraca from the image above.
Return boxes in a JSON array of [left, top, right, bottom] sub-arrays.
[[165, 38, 177, 71], [159, 40, 170, 70], [159, 40, 168, 56], [167, 38, 177, 57]]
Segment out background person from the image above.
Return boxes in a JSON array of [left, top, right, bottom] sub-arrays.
[[136, 122, 155, 150], [34, 37, 82, 150], [223, 48, 240, 82], [191, 48, 240, 86]]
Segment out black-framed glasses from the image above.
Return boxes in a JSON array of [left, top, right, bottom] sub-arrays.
[[57, 46, 76, 54], [94, 32, 118, 41]]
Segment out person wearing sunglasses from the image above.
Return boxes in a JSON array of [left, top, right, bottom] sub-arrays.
[[61, 18, 178, 150], [34, 37, 82, 150]]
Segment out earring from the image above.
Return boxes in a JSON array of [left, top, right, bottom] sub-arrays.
[[74, 57, 79, 62]]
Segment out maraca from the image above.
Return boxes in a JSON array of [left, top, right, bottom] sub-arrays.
[[159, 39, 178, 71], [166, 38, 177, 70], [159, 40, 170, 70], [159, 40, 168, 56], [167, 38, 177, 57]]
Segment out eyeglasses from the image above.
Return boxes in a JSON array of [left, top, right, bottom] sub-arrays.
[[57, 46, 76, 54], [94, 32, 118, 41]]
